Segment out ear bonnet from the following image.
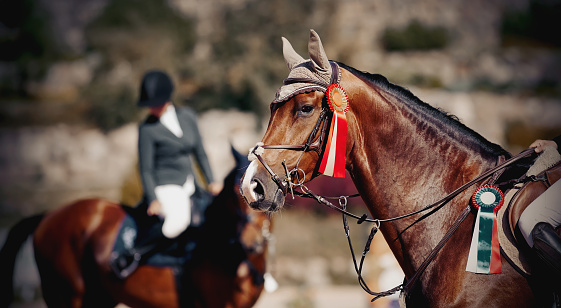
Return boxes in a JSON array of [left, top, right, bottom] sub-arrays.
[[272, 30, 341, 109], [271, 30, 348, 178]]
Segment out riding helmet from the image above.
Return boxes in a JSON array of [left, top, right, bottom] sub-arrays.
[[137, 70, 174, 107]]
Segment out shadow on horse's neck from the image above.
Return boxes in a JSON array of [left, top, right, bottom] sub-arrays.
[[206, 170, 244, 227], [340, 64, 509, 270]]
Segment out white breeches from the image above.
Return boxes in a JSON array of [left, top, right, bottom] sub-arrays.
[[518, 180, 561, 247], [154, 175, 196, 239]]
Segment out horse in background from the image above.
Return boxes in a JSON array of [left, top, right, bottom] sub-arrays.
[[1, 146, 272, 308]]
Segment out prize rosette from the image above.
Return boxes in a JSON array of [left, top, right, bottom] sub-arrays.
[[319, 84, 349, 178], [466, 185, 504, 274]]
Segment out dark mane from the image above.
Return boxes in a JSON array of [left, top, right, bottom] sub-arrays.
[[337, 62, 510, 158]]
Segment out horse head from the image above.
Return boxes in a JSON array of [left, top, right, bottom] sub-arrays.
[[208, 145, 271, 251], [241, 30, 352, 212], [228, 145, 273, 286]]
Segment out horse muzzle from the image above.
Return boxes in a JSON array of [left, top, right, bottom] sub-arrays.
[[241, 161, 286, 212]]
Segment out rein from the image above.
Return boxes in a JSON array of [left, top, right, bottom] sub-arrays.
[[250, 117, 537, 301]]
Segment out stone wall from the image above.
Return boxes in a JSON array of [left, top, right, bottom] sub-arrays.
[[0, 109, 264, 220]]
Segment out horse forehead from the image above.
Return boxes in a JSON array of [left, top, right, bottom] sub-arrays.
[[270, 90, 324, 115], [272, 60, 338, 106]]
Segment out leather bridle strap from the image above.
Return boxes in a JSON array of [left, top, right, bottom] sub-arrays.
[[261, 108, 330, 154], [299, 187, 472, 301], [251, 108, 330, 195], [258, 62, 340, 192], [253, 153, 287, 195], [299, 147, 537, 224], [400, 206, 472, 299], [291, 147, 536, 302]]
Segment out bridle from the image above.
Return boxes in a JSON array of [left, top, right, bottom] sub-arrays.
[[250, 61, 341, 197], [247, 64, 538, 302], [250, 107, 331, 197]]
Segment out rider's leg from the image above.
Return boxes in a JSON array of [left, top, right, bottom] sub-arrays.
[[532, 222, 561, 276], [111, 177, 195, 279], [518, 180, 561, 247], [110, 219, 167, 279], [157, 176, 194, 239], [518, 180, 561, 286]]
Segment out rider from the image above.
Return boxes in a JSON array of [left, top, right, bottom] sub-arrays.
[[518, 135, 561, 280], [111, 70, 220, 279]]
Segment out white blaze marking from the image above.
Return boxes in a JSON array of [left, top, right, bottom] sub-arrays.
[[242, 161, 258, 202]]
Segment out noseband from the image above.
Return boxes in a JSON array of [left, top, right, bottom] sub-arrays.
[[250, 107, 331, 197]]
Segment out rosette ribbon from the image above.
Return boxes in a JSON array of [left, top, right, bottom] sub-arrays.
[[466, 185, 504, 274], [319, 84, 349, 178]]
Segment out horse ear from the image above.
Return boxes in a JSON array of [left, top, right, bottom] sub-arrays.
[[308, 29, 330, 73], [230, 143, 249, 168], [282, 37, 305, 70]]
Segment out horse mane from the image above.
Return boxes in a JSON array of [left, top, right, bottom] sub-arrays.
[[337, 62, 510, 158]]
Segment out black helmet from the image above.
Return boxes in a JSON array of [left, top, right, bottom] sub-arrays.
[[137, 70, 174, 107]]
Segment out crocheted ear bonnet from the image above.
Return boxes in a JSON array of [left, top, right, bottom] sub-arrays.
[[272, 29, 341, 108]]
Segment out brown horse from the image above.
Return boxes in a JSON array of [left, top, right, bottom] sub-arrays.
[[1, 147, 272, 308], [241, 30, 544, 307]]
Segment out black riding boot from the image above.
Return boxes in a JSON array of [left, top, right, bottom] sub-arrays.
[[532, 222, 561, 306], [532, 222, 561, 277], [110, 221, 172, 279]]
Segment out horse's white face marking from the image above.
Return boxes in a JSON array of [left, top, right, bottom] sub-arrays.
[[241, 160, 258, 203]]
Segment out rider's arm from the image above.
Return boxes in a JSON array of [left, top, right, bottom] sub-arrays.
[[138, 124, 158, 204]]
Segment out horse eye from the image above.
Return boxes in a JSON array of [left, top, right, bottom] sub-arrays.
[[300, 105, 314, 115]]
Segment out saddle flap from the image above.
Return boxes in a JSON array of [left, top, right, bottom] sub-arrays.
[[498, 160, 561, 277], [509, 161, 561, 232]]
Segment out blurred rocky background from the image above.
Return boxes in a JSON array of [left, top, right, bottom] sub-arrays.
[[1, 0, 561, 307]]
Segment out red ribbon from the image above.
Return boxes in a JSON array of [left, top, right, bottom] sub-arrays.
[[319, 84, 349, 178], [490, 218, 501, 273]]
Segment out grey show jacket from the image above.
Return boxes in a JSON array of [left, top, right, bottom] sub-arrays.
[[138, 106, 214, 204]]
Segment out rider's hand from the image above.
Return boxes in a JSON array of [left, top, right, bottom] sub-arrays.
[[529, 139, 558, 153], [208, 182, 222, 195], [147, 200, 162, 216]]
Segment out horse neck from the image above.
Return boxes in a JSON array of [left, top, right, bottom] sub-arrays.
[[341, 69, 502, 273]]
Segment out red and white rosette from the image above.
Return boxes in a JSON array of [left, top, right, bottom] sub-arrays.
[[319, 84, 349, 178]]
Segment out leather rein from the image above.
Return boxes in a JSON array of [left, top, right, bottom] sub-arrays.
[[249, 68, 537, 302]]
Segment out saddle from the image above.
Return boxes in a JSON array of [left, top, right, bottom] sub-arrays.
[[112, 186, 214, 270], [497, 148, 561, 276], [113, 206, 198, 269], [509, 162, 561, 236]]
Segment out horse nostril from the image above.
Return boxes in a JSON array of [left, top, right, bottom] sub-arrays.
[[252, 180, 265, 201]]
